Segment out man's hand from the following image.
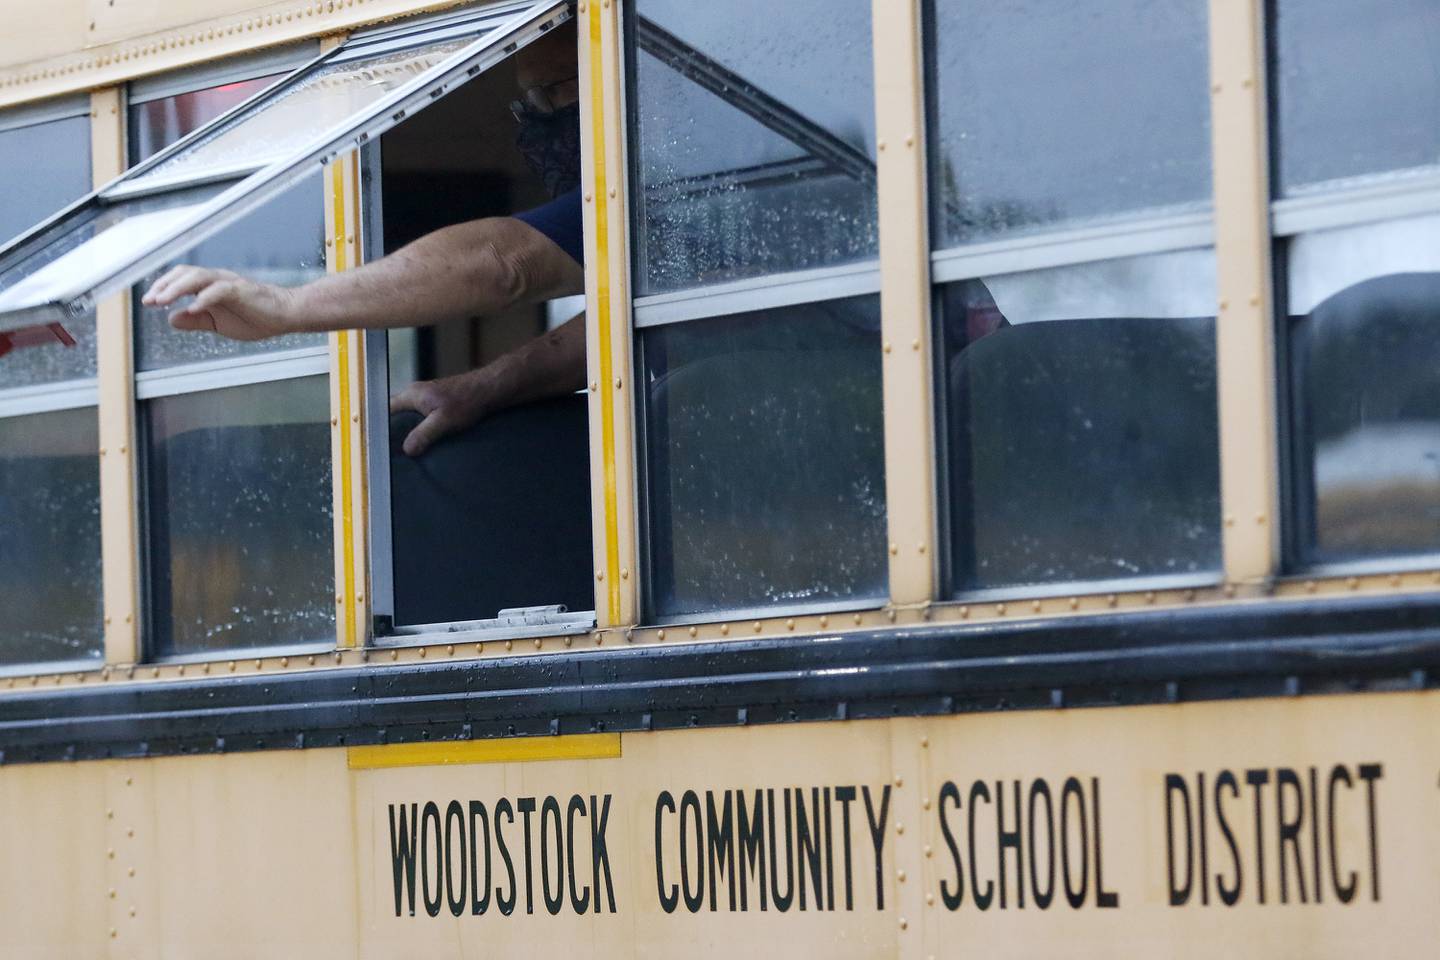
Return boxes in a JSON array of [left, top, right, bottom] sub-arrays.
[[141, 266, 299, 341], [390, 370, 498, 457]]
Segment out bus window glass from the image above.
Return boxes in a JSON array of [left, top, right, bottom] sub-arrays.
[[0, 110, 96, 387], [0, 409, 102, 666], [0, 113, 91, 246], [1286, 214, 1440, 563], [1273, 0, 1439, 197], [127, 64, 335, 657], [143, 376, 333, 655], [129, 74, 283, 166], [642, 296, 887, 619], [926, 0, 1212, 247], [629, 0, 878, 295], [0, 101, 101, 667], [939, 251, 1221, 591]]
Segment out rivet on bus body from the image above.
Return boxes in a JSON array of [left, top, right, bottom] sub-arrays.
[[892, 774, 903, 788], [418, 647, 426, 658], [330, 417, 338, 426], [887, 610, 897, 622], [608, 188, 617, 198], [1067, 597, 1079, 610], [361, 652, 370, 663], [897, 869, 907, 882], [883, 341, 892, 353], [927, 893, 936, 906], [126, 828, 134, 839], [853, 613, 862, 625], [889, 543, 898, 555], [307, 655, 316, 666], [578, 2, 586, 10], [128, 907, 136, 918], [621, 568, 630, 580], [1347, 577, 1359, 590], [595, 634, 603, 646], [595, 570, 604, 581], [1390, 574, 1401, 587], [505, 640, 513, 650], [109, 929, 116, 939], [1211, 82, 1222, 94], [911, 340, 920, 351], [108, 888, 116, 898], [1242, 77, 1254, 89], [877, 140, 887, 151], [920, 736, 929, 748], [534, 639, 543, 649], [688, 627, 698, 638], [279, 657, 288, 668], [445, 645, 454, 656], [254, 659, 262, 669], [899, 918, 908, 931], [1219, 299, 1229, 311], [1255, 513, 1266, 524], [107, 848, 115, 859], [819, 615, 828, 629], [753, 621, 762, 633], [1224, 584, 1236, 598], [228, 661, 236, 672], [1145, 591, 1156, 604], [614, 377, 623, 389], [125, 614, 132, 624], [100, 447, 107, 456], [584, 193, 593, 202], [202, 663, 210, 674], [127, 867, 135, 877], [995, 604, 1006, 616], [1184, 589, 1196, 603], [351, 413, 359, 423], [588, 381, 597, 392], [896, 822, 905, 835], [176, 665, 184, 676], [28, 676, 37, 686], [151, 667, 160, 678], [389, 650, 398, 660], [1249, 294, 1260, 307], [1224, 514, 1235, 527], [335, 594, 343, 604], [1304, 580, 1317, 593], [922, 797, 932, 811], [105, 616, 112, 626], [1106, 594, 1118, 607], [720, 624, 730, 635], [119, 445, 127, 455], [625, 629, 634, 642], [959, 606, 969, 619], [333, 652, 342, 664], [657, 629, 666, 641], [564, 636, 573, 647], [904, 136, 914, 148], [918, 543, 927, 554], [786, 619, 795, 631], [1031, 600, 1041, 613]]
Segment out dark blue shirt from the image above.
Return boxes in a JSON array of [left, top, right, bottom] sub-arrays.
[[512, 187, 584, 267]]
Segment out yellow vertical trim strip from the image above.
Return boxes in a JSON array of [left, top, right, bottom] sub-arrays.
[[329, 159, 358, 648], [589, 2, 622, 623]]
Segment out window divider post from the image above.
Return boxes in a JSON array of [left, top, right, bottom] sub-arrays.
[[873, 0, 939, 607], [1209, 0, 1280, 586], [93, 86, 142, 667]]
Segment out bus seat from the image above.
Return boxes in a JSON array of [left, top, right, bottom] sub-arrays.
[[387, 393, 593, 627]]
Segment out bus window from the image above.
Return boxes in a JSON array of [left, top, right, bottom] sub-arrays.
[[0, 97, 102, 667], [628, 0, 887, 621], [365, 37, 595, 637], [127, 53, 335, 657], [1274, 0, 1440, 569], [927, 0, 1222, 595]]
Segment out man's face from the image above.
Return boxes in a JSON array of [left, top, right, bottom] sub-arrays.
[[514, 25, 579, 112]]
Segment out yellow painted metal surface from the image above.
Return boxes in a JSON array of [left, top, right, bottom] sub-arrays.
[[0, 695, 1436, 956], [348, 733, 622, 769]]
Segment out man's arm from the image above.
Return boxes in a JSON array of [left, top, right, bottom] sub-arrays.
[[389, 310, 586, 456], [141, 216, 584, 339]]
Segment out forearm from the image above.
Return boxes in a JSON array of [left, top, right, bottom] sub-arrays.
[[288, 217, 583, 334], [471, 310, 587, 416]]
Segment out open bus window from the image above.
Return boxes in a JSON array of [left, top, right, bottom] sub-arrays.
[[627, 0, 887, 621], [0, 97, 102, 668], [1272, 1, 1440, 570], [927, 0, 1222, 596], [364, 40, 595, 638], [126, 51, 335, 657]]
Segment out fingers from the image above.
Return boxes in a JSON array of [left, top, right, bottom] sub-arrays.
[[144, 266, 214, 306], [401, 409, 452, 457]]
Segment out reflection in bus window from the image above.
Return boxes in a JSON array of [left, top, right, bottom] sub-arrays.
[[940, 252, 1221, 592], [1286, 215, 1440, 563], [129, 73, 283, 166], [1272, 0, 1439, 197], [927, 0, 1212, 246], [0, 409, 102, 665], [642, 297, 886, 619], [629, 0, 878, 294], [144, 377, 333, 655]]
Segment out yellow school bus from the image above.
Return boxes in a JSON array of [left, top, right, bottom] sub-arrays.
[[0, 0, 1437, 955]]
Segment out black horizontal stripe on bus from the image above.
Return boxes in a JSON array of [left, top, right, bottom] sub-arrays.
[[0, 594, 1439, 764]]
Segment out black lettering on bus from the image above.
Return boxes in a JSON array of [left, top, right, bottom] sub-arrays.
[[1276, 768, 1308, 904], [1165, 774, 1193, 906], [517, 797, 537, 915], [656, 791, 678, 914], [834, 786, 856, 911], [768, 788, 796, 912], [1327, 765, 1356, 903], [795, 787, 824, 911], [996, 779, 1025, 909], [445, 800, 468, 917], [388, 803, 420, 918], [1214, 770, 1243, 907], [706, 790, 736, 912], [495, 798, 517, 915], [823, 787, 836, 911], [1359, 763, 1383, 902], [680, 789, 705, 913], [938, 782, 964, 910], [1196, 772, 1209, 906], [968, 780, 993, 911], [1091, 778, 1119, 908], [863, 785, 891, 911], [470, 801, 491, 916], [1308, 767, 1322, 905], [591, 794, 616, 914], [737, 789, 768, 911], [1245, 769, 1270, 905], [420, 801, 443, 918], [1060, 777, 1087, 909], [541, 796, 565, 915], [566, 795, 590, 915], [1028, 778, 1056, 910]]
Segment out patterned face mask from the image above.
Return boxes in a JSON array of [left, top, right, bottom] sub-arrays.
[[514, 102, 582, 198]]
